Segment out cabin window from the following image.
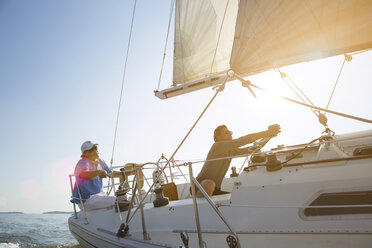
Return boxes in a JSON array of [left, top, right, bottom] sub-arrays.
[[304, 190, 372, 216]]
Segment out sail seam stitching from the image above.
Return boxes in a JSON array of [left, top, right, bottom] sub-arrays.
[[210, 0, 231, 75]]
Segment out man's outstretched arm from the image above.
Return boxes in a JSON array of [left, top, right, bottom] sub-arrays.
[[247, 124, 281, 143]]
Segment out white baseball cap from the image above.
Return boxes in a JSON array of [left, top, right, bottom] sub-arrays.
[[81, 141, 98, 153]]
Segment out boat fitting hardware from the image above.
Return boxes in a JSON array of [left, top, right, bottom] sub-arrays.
[[234, 181, 242, 187], [180, 232, 189, 248], [230, 167, 239, 177], [153, 186, 169, 208], [226, 235, 238, 248], [136, 169, 150, 240], [115, 185, 130, 212], [265, 152, 282, 172], [116, 223, 129, 238]]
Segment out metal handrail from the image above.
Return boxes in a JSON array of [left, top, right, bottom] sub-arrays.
[[69, 174, 88, 224], [188, 163, 241, 248]]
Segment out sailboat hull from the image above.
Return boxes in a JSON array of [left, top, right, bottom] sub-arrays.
[[69, 130, 372, 247]]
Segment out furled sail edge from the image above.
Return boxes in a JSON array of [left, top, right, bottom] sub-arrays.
[[155, 71, 230, 99]]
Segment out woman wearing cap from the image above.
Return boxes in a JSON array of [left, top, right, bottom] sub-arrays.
[[71, 141, 122, 211]]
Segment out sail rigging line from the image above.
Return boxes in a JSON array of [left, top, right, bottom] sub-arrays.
[[234, 74, 372, 124], [349, 48, 372, 56], [279, 94, 372, 124], [156, 0, 175, 91], [278, 69, 320, 119], [325, 55, 348, 111], [281, 137, 320, 165], [107, 0, 138, 195], [124, 76, 230, 227], [281, 96, 372, 123], [278, 70, 316, 107], [209, 0, 230, 75]]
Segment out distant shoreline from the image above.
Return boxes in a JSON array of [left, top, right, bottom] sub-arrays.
[[42, 211, 74, 214], [0, 212, 24, 214], [0, 211, 74, 214]]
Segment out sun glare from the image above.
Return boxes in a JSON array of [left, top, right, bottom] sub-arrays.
[[250, 71, 293, 113], [47, 156, 77, 191]]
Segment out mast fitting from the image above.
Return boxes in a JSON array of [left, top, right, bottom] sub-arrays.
[[318, 112, 328, 127]]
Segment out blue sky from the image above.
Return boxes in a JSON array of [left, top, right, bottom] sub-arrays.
[[0, 0, 371, 213]]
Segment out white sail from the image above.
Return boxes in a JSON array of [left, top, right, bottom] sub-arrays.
[[173, 0, 238, 85], [231, 0, 372, 77], [158, 0, 372, 99]]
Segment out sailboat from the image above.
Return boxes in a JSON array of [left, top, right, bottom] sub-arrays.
[[68, 0, 372, 247]]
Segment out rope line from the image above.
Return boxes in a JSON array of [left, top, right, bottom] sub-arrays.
[[125, 76, 229, 226], [108, 0, 137, 195], [235, 75, 372, 124], [349, 49, 371, 56], [278, 70, 319, 119], [157, 0, 175, 91], [285, 73, 315, 106], [110, 0, 137, 167], [325, 56, 346, 111]]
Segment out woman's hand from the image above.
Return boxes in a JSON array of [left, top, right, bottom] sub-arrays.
[[98, 170, 108, 178]]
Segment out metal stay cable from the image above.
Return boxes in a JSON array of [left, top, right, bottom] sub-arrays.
[[278, 70, 319, 119], [209, 0, 230, 74], [280, 70, 315, 105], [234, 74, 372, 124], [156, 0, 175, 91], [124, 76, 229, 227], [108, 0, 137, 194]]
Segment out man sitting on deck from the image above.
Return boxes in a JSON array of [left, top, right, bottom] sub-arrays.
[[71, 141, 123, 211], [195, 124, 281, 197]]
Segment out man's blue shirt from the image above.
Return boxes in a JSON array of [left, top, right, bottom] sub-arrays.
[[71, 158, 112, 204]]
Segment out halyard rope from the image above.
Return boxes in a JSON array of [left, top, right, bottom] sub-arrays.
[[108, 0, 137, 195]]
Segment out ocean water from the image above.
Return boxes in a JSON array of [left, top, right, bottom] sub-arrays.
[[0, 213, 79, 248]]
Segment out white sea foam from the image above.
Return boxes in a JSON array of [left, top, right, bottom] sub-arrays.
[[0, 243, 20, 248]]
